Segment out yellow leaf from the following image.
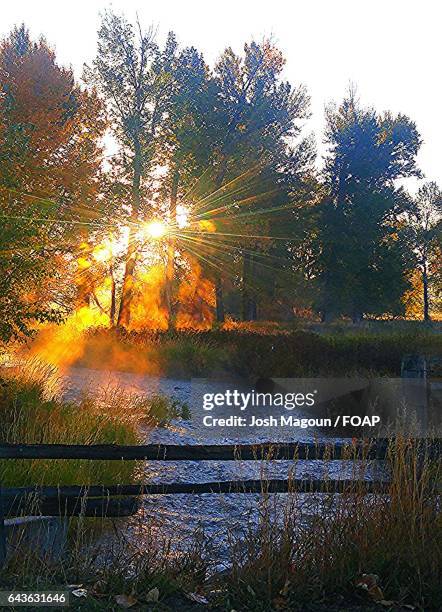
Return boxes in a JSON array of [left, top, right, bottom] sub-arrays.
[[115, 594, 137, 608]]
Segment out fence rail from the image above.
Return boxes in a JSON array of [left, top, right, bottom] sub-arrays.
[[1, 353, 439, 565], [2, 439, 442, 461], [2, 479, 392, 500], [0, 440, 390, 461]]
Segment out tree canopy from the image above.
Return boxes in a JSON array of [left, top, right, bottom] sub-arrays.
[[0, 15, 440, 344]]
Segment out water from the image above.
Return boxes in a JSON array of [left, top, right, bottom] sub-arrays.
[[62, 366, 385, 567]]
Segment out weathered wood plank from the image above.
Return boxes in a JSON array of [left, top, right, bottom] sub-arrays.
[[3, 479, 391, 504], [4, 496, 140, 518], [0, 441, 391, 461], [2, 479, 391, 516]]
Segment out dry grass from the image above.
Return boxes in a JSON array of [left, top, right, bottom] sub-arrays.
[[218, 439, 442, 611], [1, 439, 441, 610]]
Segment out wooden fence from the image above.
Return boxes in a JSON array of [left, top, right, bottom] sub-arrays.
[[1, 353, 439, 565], [0, 439, 395, 566]]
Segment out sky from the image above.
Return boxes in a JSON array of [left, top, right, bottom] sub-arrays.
[[1, 0, 441, 190]]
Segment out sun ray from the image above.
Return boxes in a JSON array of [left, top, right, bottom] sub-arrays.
[[177, 232, 293, 277], [190, 165, 263, 213], [193, 188, 280, 221], [181, 229, 294, 241], [180, 240, 282, 306]]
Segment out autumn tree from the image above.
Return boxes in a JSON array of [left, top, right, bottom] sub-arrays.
[[0, 24, 104, 342], [86, 10, 175, 326], [406, 181, 442, 321]]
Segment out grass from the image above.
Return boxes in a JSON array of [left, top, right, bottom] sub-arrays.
[[219, 439, 442, 611], [0, 360, 188, 487], [1, 439, 441, 610], [71, 324, 442, 379], [1, 516, 211, 610], [2, 324, 441, 609]]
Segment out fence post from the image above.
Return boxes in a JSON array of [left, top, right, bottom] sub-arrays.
[[401, 354, 427, 379], [401, 354, 429, 436], [0, 482, 6, 568], [401, 354, 431, 482]]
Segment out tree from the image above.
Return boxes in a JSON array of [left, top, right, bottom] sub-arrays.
[[86, 10, 171, 327], [0, 25, 104, 343], [407, 182, 442, 321], [154, 40, 221, 320], [315, 90, 422, 321], [210, 39, 311, 321]]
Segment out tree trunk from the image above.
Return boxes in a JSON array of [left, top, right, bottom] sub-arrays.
[[352, 311, 363, 325], [165, 167, 179, 323], [423, 261, 430, 322], [241, 251, 257, 321], [109, 266, 116, 327], [321, 310, 335, 323], [117, 136, 142, 328], [215, 276, 225, 323], [213, 159, 227, 323]]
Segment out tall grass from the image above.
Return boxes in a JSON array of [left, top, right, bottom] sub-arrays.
[[0, 509, 211, 610], [1, 439, 441, 609], [0, 360, 186, 486], [218, 439, 442, 610], [72, 326, 441, 379]]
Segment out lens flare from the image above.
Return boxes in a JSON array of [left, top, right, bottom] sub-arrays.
[[140, 220, 168, 240], [92, 238, 114, 263]]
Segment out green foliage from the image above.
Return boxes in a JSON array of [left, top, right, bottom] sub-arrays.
[[315, 89, 423, 320], [86, 11, 162, 166], [221, 328, 440, 378], [144, 393, 191, 424], [0, 366, 138, 486], [209, 41, 315, 321], [75, 326, 441, 379], [159, 332, 230, 377]]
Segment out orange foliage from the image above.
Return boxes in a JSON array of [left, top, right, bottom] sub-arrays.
[[176, 256, 215, 330], [0, 25, 105, 207], [402, 270, 424, 320], [127, 264, 169, 331], [221, 318, 286, 334]]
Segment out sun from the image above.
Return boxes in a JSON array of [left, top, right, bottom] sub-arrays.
[[140, 220, 168, 240]]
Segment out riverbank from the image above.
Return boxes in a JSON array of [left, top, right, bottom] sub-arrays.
[[0, 361, 187, 487], [43, 323, 442, 379], [2, 328, 441, 609], [1, 437, 441, 610]]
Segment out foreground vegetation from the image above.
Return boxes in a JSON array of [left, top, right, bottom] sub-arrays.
[[1, 438, 441, 610], [0, 361, 187, 487], [1, 339, 441, 609]]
